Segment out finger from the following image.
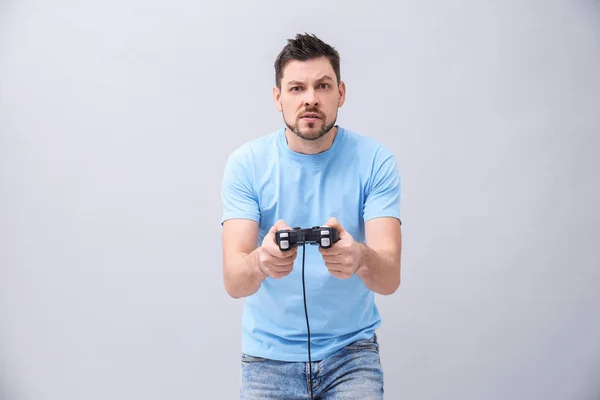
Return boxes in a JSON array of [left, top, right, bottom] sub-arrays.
[[319, 246, 343, 256], [324, 261, 343, 271], [266, 242, 298, 259], [265, 263, 294, 273], [270, 219, 292, 233], [324, 263, 345, 275], [268, 270, 293, 279], [267, 268, 294, 276], [323, 217, 344, 233], [328, 269, 352, 279], [265, 256, 296, 267], [321, 255, 342, 263]]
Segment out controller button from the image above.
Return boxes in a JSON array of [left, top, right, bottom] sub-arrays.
[[321, 230, 329, 236], [321, 238, 330, 247], [280, 240, 289, 249], [280, 232, 288, 238]]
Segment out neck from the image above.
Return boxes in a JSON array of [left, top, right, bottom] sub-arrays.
[[285, 126, 338, 155]]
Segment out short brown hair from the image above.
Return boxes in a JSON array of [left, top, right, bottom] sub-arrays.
[[274, 33, 341, 89]]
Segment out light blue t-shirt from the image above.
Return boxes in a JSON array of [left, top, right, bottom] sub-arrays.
[[220, 125, 401, 362]]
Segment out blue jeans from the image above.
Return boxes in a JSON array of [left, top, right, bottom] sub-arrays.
[[239, 334, 384, 399]]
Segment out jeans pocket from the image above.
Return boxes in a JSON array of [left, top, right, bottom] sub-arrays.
[[344, 335, 379, 352]]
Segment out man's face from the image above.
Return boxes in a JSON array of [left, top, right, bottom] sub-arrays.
[[273, 57, 346, 141]]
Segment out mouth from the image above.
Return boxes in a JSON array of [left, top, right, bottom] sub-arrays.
[[301, 113, 322, 120]]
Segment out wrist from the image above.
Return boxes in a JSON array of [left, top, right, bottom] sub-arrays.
[[246, 248, 267, 281], [354, 241, 368, 275]]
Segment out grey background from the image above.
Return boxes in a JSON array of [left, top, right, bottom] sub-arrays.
[[1, 0, 599, 399]]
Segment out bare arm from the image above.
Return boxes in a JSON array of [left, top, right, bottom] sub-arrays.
[[222, 218, 298, 298], [355, 217, 402, 295], [221, 218, 266, 298]]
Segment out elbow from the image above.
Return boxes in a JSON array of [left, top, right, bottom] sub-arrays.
[[224, 283, 246, 299], [223, 276, 246, 299], [222, 269, 242, 299], [379, 278, 400, 295], [380, 266, 401, 295], [390, 277, 401, 295], [223, 270, 254, 299], [224, 284, 241, 299]]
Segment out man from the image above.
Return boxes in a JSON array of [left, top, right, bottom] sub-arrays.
[[220, 33, 402, 399]]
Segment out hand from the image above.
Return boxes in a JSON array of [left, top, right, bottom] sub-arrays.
[[258, 220, 298, 279], [319, 217, 364, 279]]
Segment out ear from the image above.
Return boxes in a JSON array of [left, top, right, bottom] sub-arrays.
[[272, 86, 282, 112], [337, 81, 346, 108]]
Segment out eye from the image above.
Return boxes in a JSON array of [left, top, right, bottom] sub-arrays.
[[290, 86, 302, 92], [319, 83, 330, 89]]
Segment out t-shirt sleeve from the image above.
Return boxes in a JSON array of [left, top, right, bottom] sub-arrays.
[[220, 149, 260, 225], [363, 150, 402, 224]]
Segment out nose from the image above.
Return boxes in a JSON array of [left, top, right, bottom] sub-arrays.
[[304, 88, 318, 107]]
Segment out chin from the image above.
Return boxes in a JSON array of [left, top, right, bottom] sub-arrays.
[[283, 114, 336, 141], [295, 125, 328, 141], [299, 132, 325, 141]]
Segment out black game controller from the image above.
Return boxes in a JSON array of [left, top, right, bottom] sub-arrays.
[[275, 226, 340, 251]]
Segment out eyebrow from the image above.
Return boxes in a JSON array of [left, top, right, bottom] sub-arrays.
[[286, 75, 335, 86]]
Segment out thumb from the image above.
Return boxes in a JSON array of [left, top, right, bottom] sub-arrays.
[[270, 219, 292, 233], [324, 217, 344, 233]]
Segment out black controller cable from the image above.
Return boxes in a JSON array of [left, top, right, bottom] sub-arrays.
[[301, 243, 314, 400]]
